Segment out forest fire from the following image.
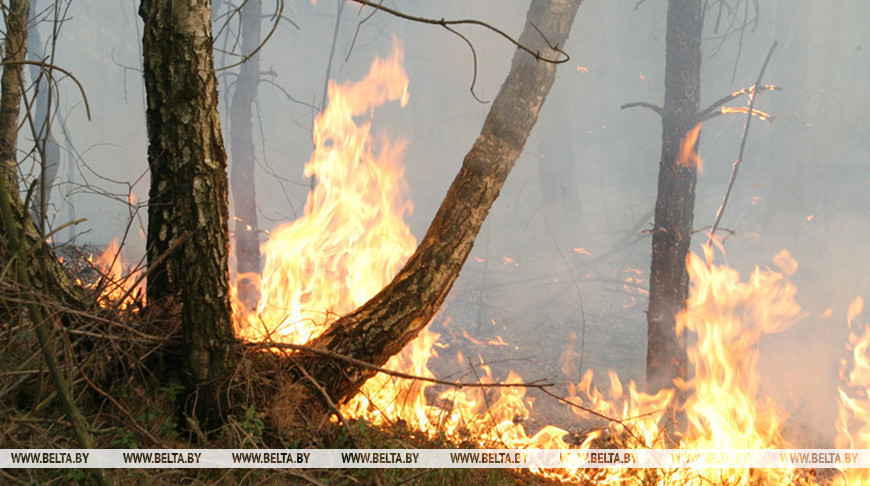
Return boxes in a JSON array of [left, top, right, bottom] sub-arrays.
[[88, 239, 144, 310], [226, 43, 870, 485]]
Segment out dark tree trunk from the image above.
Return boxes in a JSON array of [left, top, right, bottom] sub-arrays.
[[230, 0, 261, 309], [0, 0, 86, 310], [646, 0, 703, 395], [140, 0, 235, 427], [302, 0, 584, 404]]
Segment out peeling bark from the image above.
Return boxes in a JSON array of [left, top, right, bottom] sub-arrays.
[[140, 0, 234, 427], [302, 0, 584, 404]]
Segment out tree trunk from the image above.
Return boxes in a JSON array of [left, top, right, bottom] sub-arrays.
[[27, 0, 61, 227], [230, 0, 261, 309], [0, 5, 108, 485], [0, 0, 87, 310], [645, 0, 703, 395], [140, 0, 235, 428], [302, 0, 584, 404]]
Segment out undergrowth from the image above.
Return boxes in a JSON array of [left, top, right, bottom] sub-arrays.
[[0, 259, 563, 486]]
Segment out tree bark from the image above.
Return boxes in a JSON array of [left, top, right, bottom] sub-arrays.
[[230, 0, 262, 309], [645, 0, 703, 395], [140, 0, 235, 427], [302, 0, 584, 404], [0, 0, 87, 310]]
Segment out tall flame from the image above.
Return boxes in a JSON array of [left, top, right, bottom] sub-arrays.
[[234, 40, 416, 343], [677, 247, 802, 484]]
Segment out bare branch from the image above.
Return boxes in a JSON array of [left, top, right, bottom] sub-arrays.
[[348, 0, 570, 64], [698, 83, 778, 120], [2, 59, 91, 120], [620, 101, 664, 116], [216, 0, 284, 72], [707, 41, 778, 243]]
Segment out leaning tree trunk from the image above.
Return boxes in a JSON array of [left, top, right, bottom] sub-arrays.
[[140, 0, 235, 428], [0, 0, 87, 310], [302, 0, 584, 404], [646, 0, 703, 395], [230, 0, 261, 309]]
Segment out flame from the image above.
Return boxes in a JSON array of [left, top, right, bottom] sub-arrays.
[[773, 249, 798, 277], [334, 247, 816, 483], [676, 247, 803, 484], [89, 239, 145, 310], [835, 297, 870, 486], [676, 123, 703, 170], [233, 39, 416, 343]]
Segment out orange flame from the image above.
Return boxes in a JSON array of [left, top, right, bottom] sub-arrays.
[[89, 239, 145, 310], [834, 297, 870, 485], [336, 247, 814, 483], [233, 40, 416, 343], [676, 123, 702, 170]]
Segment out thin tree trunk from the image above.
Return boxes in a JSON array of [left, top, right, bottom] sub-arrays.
[[303, 0, 584, 404], [0, 3, 107, 484], [645, 0, 703, 395], [0, 0, 86, 310], [140, 0, 235, 427], [27, 0, 61, 227], [230, 0, 261, 309]]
